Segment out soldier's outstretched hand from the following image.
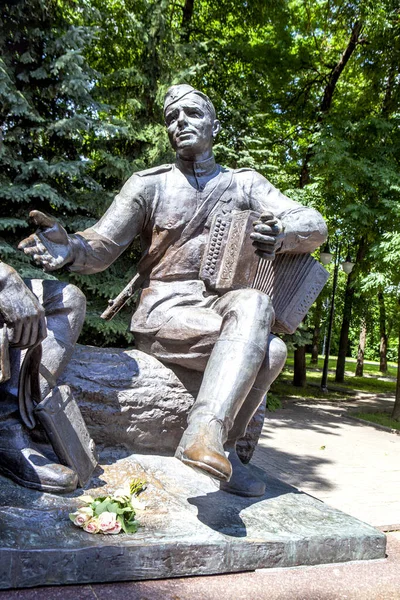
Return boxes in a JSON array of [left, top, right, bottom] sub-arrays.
[[18, 210, 73, 272]]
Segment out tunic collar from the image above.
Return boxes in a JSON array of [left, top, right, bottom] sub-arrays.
[[175, 154, 218, 179]]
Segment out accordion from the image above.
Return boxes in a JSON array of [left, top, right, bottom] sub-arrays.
[[200, 210, 329, 334]]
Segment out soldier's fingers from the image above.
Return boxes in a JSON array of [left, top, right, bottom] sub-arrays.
[[253, 245, 277, 258], [259, 212, 275, 222], [22, 246, 42, 257], [20, 318, 33, 348], [250, 232, 276, 245], [37, 314, 47, 343], [256, 249, 275, 260], [34, 256, 58, 272], [253, 223, 280, 235], [29, 210, 57, 229], [28, 317, 42, 347], [7, 321, 22, 346], [18, 234, 39, 249]]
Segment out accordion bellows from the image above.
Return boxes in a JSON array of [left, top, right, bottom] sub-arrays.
[[200, 210, 329, 334]]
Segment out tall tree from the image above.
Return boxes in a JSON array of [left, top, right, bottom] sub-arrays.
[[355, 316, 368, 377]]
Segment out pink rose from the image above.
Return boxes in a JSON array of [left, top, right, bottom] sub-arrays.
[[104, 520, 122, 535], [83, 518, 100, 534], [97, 511, 117, 532], [70, 507, 93, 527]]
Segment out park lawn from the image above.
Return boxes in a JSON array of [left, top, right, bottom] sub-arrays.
[[285, 353, 398, 379], [352, 411, 400, 431], [270, 377, 353, 402], [273, 353, 397, 402]]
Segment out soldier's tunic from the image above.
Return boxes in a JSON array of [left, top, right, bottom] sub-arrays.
[[69, 155, 327, 367]]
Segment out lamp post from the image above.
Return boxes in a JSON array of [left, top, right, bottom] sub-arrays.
[[320, 241, 355, 393]]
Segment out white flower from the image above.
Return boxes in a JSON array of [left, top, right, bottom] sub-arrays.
[[104, 520, 122, 535], [112, 484, 130, 502], [130, 496, 146, 510], [97, 511, 117, 532], [83, 518, 100, 534], [70, 506, 93, 527]]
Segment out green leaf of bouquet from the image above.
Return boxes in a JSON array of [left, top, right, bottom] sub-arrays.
[[116, 506, 131, 514], [117, 515, 128, 534], [123, 520, 138, 534], [95, 499, 111, 515], [106, 502, 120, 514]]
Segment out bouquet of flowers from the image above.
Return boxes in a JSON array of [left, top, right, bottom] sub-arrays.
[[69, 479, 146, 535]]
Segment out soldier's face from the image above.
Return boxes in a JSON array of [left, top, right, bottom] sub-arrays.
[[165, 96, 220, 159]]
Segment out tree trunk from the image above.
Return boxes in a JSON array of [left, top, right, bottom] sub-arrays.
[[293, 346, 307, 387], [335, 239, 367, 383], [335, 273, 354, 383], [320, 21, 364, 113], [378, 290, 388, 373], [310, 295, 323, 364], [392, 300, 400, 421], [299, 20, 364, 186], [181, 0, 195, 42], [298, 20, 364, 380], [355, 317, 367, 377]]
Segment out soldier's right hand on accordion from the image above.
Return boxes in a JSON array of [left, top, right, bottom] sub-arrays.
[[250, 212, 284, 261]]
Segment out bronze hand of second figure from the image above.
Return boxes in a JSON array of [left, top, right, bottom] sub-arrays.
[[18, 210, 73, 272]]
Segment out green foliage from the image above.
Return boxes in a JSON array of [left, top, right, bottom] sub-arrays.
[[276, 352, 397, 399], [352, 411, 400, 430], [0, 0, 139, 344], [1, 0, 399, 363], [266, 393, 282, 412]]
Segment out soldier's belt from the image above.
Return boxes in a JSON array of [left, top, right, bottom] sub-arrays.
[[200, 210, 329, 334]]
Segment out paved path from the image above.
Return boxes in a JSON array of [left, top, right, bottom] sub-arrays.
[[252, 395, 400, 527]]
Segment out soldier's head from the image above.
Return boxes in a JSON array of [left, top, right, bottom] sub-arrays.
[[164, 85, 221, 161]]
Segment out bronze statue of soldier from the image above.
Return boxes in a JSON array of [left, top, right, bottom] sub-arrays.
[[0, 262, 86, 492], [20, 84, 327, 497]]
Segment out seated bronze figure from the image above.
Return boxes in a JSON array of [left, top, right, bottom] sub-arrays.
[[0, 262, 86, 492], [20, 85, 327, 497]]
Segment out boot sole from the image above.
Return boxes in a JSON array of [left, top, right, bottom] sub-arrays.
[[0, 464, 77, 494], [180, 456, 231, 482]]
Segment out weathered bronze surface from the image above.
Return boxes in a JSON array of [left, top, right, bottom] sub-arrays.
[[0, 264, 88, 492], [0, 454, 387, 589], [19, 85, 328, 497]]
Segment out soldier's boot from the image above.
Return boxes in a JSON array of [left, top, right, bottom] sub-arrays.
[[175, 339, 267, 482], [0, 415, 78, 493], [220, 336, 288, 497]]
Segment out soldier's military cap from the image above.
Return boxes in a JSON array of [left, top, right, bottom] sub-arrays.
[[163, 84, 216, 118]]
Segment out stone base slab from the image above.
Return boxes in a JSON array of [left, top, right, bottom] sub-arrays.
[[0, 452, 386, 589]]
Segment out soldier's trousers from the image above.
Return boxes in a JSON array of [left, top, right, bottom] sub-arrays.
[[0, 279, 86, 421], [135, 288, 287, 444]]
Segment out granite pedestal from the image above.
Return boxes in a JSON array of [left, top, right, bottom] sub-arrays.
[[0, 452, 386, 589]]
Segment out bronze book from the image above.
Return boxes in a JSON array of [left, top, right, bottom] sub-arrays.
[[34, 385, 98, 487]]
